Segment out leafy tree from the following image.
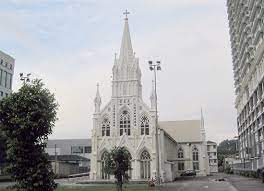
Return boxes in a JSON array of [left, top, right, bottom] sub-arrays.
[[0, 132, 7, 174], [104, 147, 131, 191], [217, 139, 238, 167], [0, 79, 58, 191]]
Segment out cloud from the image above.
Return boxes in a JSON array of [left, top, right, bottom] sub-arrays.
[[2, 0, 236, 143]]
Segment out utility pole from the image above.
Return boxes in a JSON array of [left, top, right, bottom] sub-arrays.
[[148, 60, 161, 184], [55, 144, 57, 175]]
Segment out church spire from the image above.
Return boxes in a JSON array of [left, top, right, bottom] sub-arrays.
[[119, 10, 133, 61], [150, 80, 156, 110], [94, 83, 102, 113], [200, 108, 206, 142]]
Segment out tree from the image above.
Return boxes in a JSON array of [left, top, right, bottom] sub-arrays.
[[104, 147, 131, 191], [217, 139, 237, 167], [0, 131, 7, 174], [0, 79, 58, 191]]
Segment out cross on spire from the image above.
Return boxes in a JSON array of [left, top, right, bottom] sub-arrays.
[[123, 10, 130, 20]]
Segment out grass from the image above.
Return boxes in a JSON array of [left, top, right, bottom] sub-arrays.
[[0, 185, 160, 191]]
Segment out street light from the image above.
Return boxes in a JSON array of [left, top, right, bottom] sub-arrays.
[[20, 73, 31, 84], [148, 60, 161, 184]]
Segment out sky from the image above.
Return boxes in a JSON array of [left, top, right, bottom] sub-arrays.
[[0, 0, 237, 143]]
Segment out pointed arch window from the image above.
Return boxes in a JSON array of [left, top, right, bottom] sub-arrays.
[[140, 115, 149, 135], [192, 147, 199, 170], [120, 110, 131, 136], [178, 147, 184, 158], [102, 118, 110, 136], [140, 150, 151, 179], [101, 152, 110, 179]]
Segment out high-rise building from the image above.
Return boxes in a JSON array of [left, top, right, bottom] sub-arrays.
[[0, 50, 15, 99], [227, 0, 264, 170]]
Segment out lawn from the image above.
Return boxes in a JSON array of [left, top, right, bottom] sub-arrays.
[[0, 185, 160, 191]]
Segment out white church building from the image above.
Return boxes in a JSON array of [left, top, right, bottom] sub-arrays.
[[90, 16, 211, 182]]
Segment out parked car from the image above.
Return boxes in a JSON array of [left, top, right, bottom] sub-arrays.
[[258, 167, 264, 183], [180, 169, 196, 177]]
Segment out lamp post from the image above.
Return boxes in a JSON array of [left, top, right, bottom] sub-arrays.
[[148, 60, 161, 184], [20, 73, 31, 84]]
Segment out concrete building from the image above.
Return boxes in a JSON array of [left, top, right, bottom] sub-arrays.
[[46, 139, 91, 173], [227, 0, 264, 171], [90, 16, 211, 182], [207, 141, 218, 173], [0, 50, 15, 99]]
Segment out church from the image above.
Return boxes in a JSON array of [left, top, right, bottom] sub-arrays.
[[90, 15, 211, 182]]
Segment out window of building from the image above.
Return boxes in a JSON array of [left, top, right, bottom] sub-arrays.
[[0, 69, 2, 85], [71, 146, 84, 154], [84, 146, 92, 153], [1, 71, 6, 87], [6, 73, 12, 89], [120, 110, 131, 136], [140, 150, 151, 179], [213, 145, 216, 149], [102, 118, 110, 136], [140, 115, 149, 135], [178, 162, 185, 171], [178, 148, 184, 158], [192, 147, 199, 170]]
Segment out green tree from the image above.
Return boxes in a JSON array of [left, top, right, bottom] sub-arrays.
[[217, 139, 237, 167], [0, 79, 58, 191], [0, 131, 7, 174], [104, 147, 131, 191]]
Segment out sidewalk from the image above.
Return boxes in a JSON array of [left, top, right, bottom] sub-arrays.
[[224, 173, 264, 191]]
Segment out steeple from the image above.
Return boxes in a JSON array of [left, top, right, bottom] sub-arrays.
[[200, 108, 206, 142], [119, 13, 134, 61], [111, 11, 142, 98], [150, 80, 156, 110], [94, 83, 102, 113]]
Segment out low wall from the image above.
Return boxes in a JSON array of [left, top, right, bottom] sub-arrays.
[[231, 156, 264, 172]]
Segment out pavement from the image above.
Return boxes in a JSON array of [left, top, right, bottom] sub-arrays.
[[160, 173, 264, 191], [0, 173, 263, 190]]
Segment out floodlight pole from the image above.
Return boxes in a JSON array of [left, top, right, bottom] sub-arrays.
[[148, 60, 161, 185], [19, 73, 31, 84]]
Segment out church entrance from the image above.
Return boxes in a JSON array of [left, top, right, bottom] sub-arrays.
[[140, 150, 151, 179], [101, 152, 110, 179]]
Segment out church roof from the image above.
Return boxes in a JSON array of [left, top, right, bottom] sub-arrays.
[[159, 120, 202, 143]]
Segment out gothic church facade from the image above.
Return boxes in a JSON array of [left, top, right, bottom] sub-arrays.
[[90, 17, 210, 182]]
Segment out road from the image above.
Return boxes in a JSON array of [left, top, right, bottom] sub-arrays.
[[160, 173, 264, 191], [0, 173, 263, 190]]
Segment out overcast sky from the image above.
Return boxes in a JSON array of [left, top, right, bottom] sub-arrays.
[[1, 0, 237, 143]]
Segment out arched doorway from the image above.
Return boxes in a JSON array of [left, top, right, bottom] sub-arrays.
[[140, 150, 151, 179], [101, 152, 110, 179]]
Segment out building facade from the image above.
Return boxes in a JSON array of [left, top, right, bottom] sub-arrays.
[[227, 0, 264, 170], [159, 120, 210, 177], [90, 17, 177, 182], [90, 17, 211, 181], [0, 50, 15, 99], [46, 139, 91, 168], [207, 141, 218, 173]]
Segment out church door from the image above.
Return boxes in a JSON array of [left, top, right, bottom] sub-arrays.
[[101, 152, 110, 179]]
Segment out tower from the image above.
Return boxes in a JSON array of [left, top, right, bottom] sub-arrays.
[[90, 12, 157, 180]]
